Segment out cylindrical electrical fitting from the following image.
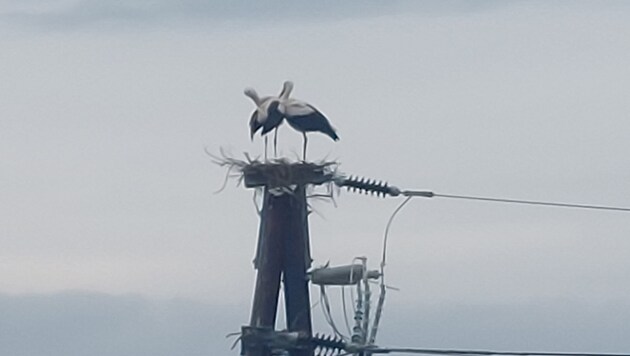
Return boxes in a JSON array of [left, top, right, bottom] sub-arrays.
[[309, 264, 380, 286]]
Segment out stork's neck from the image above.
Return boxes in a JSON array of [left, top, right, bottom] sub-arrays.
[[279, 81, 294, 100], [245, 89, 262, 106]]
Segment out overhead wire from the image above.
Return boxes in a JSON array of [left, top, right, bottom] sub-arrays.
[[320, 285, 347, 340], [363, 189, 629, 344], [362, 192, 630, 354], [334, 175, 630, 356], [367, 347, 630, 356], [335, 174, 630, 212], [349, 257, 359, 314], [341, 257, 359, 338], [369, 195, 414, 345], [341, 285, 353, 336], [401, 190, 630, 212], [380, 196, 413, 281]]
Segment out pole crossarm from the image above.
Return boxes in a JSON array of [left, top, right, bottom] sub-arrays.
[[243, 162, 336, 189]]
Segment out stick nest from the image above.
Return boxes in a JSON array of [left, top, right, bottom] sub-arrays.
[[209, 148, 339, 191]]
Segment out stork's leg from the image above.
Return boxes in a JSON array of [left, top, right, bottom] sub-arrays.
[[302, 132, 308, 161], [264, 136, 268, 161], [273, 128, 278, 157]]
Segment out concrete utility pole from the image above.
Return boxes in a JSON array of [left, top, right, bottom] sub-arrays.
[[241, 162, 334, 356]]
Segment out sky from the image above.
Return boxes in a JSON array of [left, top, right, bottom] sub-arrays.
[[1, 1, 630, 355]]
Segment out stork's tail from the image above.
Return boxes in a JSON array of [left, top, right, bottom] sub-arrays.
[[325, 127, 339, 141]]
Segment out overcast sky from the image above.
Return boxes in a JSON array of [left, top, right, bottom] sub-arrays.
[[2, 1, 630, 355]]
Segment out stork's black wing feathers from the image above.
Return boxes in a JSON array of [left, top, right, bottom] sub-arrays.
[[285, 105, 339, 141], [249, 110, 262, 139], [260, 101, 285, 135]]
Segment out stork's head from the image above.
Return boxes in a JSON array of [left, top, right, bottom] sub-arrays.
[[243, 87, 261, 105], [280, 81, 294, 99]]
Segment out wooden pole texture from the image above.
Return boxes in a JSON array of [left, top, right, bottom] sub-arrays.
[[246, 186, 313, 356], [249, 189, 282, 330], [243, 163, 331, 356], [281, 186, 312, 355]]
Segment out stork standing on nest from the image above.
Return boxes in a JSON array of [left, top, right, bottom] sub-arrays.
[[277, 82, 339, 161], [244, 81, 292, 159], [246, 81, 339, 161]]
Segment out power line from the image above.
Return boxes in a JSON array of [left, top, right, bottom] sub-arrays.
[[336, 176, 630, 212], [368, 195, 412, 346], [402, 190, 630, 212], [368, 347, 630, 356], [380, 196, 413, 280]]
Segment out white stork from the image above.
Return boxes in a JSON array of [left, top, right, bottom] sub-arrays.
[[244, 81, 293, 159], [276, 82, 339, 161]]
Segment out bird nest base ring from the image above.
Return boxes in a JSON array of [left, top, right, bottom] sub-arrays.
[[242, 161, 337, 189]]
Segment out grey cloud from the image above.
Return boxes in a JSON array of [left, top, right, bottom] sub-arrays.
[[0, 292, 244, 356], [1, 0, 512, 31], [383, 301, 630, 352], [2, 0, 395, 30], [2, 292, 629, 355]]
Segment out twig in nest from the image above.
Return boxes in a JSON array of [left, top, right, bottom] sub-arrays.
[[208, 147, 340, 197], [206, 147, 257, 192]]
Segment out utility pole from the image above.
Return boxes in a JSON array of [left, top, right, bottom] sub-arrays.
[[241, 162, 334, 356]]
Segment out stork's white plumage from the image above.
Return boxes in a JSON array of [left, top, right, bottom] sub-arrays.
[[276, 83, 339, 160], [245, 81, 339, 161], [244, 81, 293, 159]]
